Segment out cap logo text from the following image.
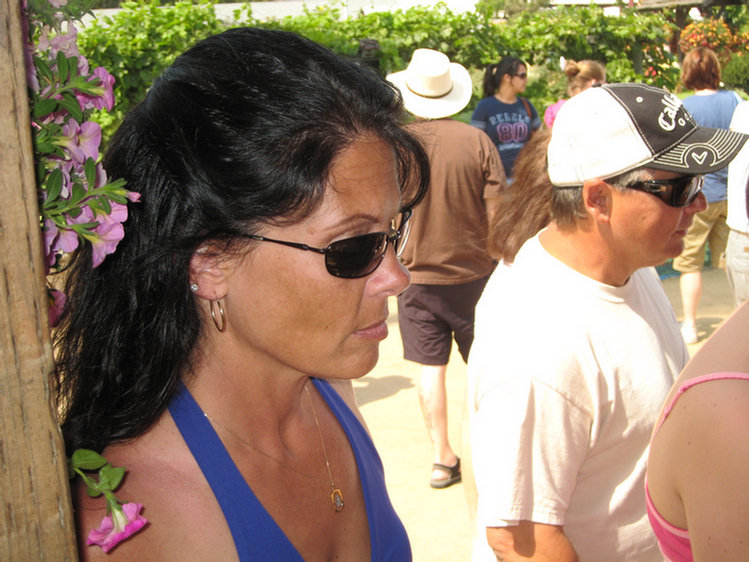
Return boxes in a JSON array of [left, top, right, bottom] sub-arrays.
[[658, 94, 682, 132]]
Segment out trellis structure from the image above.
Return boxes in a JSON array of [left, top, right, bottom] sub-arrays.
[[0, 0, 78, 559]]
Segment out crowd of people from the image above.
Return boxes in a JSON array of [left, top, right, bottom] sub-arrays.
[[53, 28, 749, 562]]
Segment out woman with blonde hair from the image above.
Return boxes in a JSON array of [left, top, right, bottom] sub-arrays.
[[544, 59, 606, 129]]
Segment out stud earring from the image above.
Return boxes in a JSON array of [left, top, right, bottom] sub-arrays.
[[190, 283, 199, 293]]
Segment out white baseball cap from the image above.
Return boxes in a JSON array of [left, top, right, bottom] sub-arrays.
[[548, 82, 749, 186]]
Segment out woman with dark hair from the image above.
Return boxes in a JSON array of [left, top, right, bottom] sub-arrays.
[[673, 47, 743, 344], [55, 27, 429, 561], [470, 56, 541, 182]]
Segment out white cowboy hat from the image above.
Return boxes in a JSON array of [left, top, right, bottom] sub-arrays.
[[387, 49, 472, 119]]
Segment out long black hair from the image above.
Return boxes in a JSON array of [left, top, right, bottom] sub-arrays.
[[482, 56, 525, 98], [54, 27, 430, 452]]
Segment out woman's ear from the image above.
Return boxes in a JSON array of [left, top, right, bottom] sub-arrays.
[[582, 178, 613, 224], [189, 243, 234, 300]]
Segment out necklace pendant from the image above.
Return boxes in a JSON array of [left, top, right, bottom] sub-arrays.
[[331, 488, 344, 512]]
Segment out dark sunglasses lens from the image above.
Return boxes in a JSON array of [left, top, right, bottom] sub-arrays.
[[325, 233, 388, 278], [670, 176, 701, 207]]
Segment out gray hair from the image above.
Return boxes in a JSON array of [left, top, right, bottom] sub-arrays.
[[550, 168, 651, 229]]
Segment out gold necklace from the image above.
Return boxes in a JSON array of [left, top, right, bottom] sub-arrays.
[[202, 380, 344, 512]]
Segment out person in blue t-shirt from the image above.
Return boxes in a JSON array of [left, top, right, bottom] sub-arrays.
[[471, 56, 541, 182], [673, 47, 743, 344]]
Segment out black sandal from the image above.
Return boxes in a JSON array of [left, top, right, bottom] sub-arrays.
[[429, 457, 461, 489]]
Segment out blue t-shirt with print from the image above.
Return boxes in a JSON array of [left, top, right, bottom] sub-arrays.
[[682, 90, 742, 203], [470, 96, 541, 179]]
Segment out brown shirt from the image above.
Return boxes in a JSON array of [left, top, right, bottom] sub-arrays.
[[401, 118, 506, 284]]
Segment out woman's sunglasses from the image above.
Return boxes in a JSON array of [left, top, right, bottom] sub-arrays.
[[626, 175, 704, 208], [243, 208, 413, 279]]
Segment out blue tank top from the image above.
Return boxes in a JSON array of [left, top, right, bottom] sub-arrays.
[[168, 378, 411, 561]]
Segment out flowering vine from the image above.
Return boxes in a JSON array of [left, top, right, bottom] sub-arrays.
[[23, 0, 139, 327], [22, 0, 146, 553]]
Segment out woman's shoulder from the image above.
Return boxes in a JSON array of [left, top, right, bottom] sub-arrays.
[[75, 415, 236, 561]]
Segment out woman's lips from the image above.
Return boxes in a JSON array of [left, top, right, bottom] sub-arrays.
[[355, 319, 389, 340]]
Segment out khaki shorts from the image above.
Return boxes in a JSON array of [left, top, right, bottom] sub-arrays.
[[673, 199, 728, 273], [726, 229, 749, 307]]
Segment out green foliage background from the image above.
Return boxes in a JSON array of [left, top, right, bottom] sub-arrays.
[[78, 0, 741, 139]]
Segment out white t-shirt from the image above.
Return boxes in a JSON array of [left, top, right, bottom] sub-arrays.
[[467, 234, 687, 562], [728, 101, 749, 234]]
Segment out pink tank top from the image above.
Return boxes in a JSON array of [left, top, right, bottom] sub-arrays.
[[646, 372, 749, 562]]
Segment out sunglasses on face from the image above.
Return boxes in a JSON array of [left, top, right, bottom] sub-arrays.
[[243, 208, 413, 279], [625, 175, 704, 208], [514, 72, 528, 79]]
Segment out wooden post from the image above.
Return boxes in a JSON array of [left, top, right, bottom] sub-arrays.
[[0, 0, 79, 559]]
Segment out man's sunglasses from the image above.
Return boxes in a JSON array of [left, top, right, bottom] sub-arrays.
[[626, 175, 704, 208], [242, 208, 412, 279]]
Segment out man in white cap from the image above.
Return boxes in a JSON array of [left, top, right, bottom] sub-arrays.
[[387, 49, 506, 489], [467, 83, 749, 561]]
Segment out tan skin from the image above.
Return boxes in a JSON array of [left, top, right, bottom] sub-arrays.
[[494, 64, 528, 105], [486, 170, 706, 562], [74, 133, 411, 561], [647, 300, 749, 562]]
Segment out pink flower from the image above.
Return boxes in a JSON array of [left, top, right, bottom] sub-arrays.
[[90, 202, 128, 267], [38, 25, 79, 59], [43, 218, 79, 269], [77, 67, 115, 111], [47, 289, 66, 327], [59, 119, 101, 164], [87, 502, 147, 553]]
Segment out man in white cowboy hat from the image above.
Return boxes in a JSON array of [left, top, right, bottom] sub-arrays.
[[387, 49, 506, 489], [467, 83, 749, 562]]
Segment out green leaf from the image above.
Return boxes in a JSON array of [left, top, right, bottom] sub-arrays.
[[45, 168, 64, 201], [70, 181, 87, 205], [70, 448, 108, 471], [84, 158, 97, 188], [32, 98, 59, 118], [59, 92, 84, 123], [56, 51, 69, 82], [99, 465, 126, 491]]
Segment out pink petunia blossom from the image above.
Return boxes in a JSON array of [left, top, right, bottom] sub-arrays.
[[47, 288, 66, 327], [87, 502, 147, 553], [77, 67, 115, 111], [59, 119, 101, 164], [90, 202, 128, 267], [38, 25, 78, 59], [43, 218, 79, 270]]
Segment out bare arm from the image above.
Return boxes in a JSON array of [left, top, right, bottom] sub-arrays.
[[486, 521, 578, 562], [674, 381, 749, 562]]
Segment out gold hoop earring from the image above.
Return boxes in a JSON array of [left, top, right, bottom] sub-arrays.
[[210, 299, 226, 332]]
